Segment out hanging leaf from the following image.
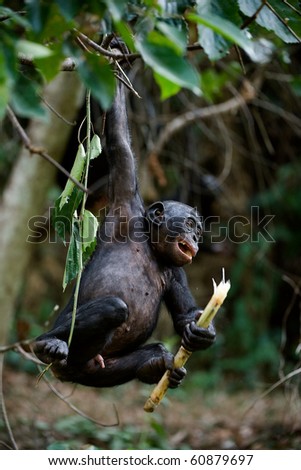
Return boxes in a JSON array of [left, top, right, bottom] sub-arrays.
[[59, 143, 86, 210], [62, 216, 81, 291], [81, 209, 98, 262], [52, 187, 83, 243], [90, 134, 102, 160]]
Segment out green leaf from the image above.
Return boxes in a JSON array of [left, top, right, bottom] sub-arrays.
[[52, 187, 83, 243], [62, 217, 81, 290], [90, 134, 102, 160], [156, 21, 187, 54], [200, 69, 229, 102], [0, 32, 18, 82], [104, 0, 127, 21], [59, 144, 86, 210], [78, 55, 116, 110], [35, 46, 65, 82], [11, 73, 46, 119], [189, 12, 257, 61], [238, 0, 300, 43], [113, 20, 136, 51], [0, 51, 10, 119], [16, 40, 54, 59], [194, 0, 242, 60], [82, 209, 98, 255], [153, 72, 181, 100], [290, 77, 301, 97], [0, 7, 29, 32], [55, 0, 82, 19], [136, 37, 201, 96]]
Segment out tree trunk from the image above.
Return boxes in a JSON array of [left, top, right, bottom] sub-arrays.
[[0, 72, 84, 346]]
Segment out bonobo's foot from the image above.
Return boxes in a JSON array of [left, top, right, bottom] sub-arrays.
[[34, 337, 68, 364], [33, 296, 129, 366], [136, 343, 186, 388]]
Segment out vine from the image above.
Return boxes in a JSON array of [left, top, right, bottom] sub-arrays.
[[52, 91, 101, 348]]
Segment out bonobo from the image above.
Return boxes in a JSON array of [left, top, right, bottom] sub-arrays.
[[34, 55, 216, 389]]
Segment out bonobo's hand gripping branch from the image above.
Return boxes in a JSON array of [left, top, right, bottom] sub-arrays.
[[144, 269, 231, 413]]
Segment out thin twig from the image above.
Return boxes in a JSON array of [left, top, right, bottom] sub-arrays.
[[39, 367, 119, 427], [39, 95, 77, 126], [0, 11, 26, 22], [0, 357, 18, 449], [18, 54, 76, 71], [245, 366, 301, 414], [67, 91, 93, 348], [265, 0, 301, 43], [282, 0, 301, 16], [76, 31, 141, 62], [148, 80, 257, 165], [6, 106, 88, 194], [253, 97, 301, 130], [0, 338, 34, 354], [240, 2, 266, 30]]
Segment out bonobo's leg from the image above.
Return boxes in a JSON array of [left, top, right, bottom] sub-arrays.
[[34, 296, 128, 366], [53, 343, 186, 389]]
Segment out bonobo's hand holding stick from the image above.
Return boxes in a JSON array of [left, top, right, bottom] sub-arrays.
[[144, 269, 231, 413]]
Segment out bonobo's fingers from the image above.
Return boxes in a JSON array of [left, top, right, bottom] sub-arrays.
[[168, 366, 187, 389], [34, 338, 68, 364], [182, 320, 216, 352]]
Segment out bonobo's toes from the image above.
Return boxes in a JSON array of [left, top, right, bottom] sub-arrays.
[[34, 338, 68, 364]]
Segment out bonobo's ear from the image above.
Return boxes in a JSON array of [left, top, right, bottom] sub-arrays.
[[146, 201, 165, 226]]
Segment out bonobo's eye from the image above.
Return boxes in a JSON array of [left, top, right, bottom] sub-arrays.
[[185, 218, 195, 231], [196, 227, 201, 238]]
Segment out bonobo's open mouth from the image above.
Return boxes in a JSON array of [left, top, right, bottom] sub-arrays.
[[177, 238, 197, 262]]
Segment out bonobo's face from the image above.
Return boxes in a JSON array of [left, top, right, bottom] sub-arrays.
[[146, 200, 202, 267]]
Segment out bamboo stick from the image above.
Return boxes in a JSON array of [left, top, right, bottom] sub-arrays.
[[144, 269, 231, 413]]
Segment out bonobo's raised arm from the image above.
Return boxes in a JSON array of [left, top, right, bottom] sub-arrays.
[[105, 74, 139, 207]]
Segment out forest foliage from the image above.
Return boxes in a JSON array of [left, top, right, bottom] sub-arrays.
[[1, 0, 301, 117]]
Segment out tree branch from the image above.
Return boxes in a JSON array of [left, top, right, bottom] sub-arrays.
[[75, 31, 140, 62], [6, 106, 88, 194], [18, 54, 76, 71], [147, 80, 258, 184]]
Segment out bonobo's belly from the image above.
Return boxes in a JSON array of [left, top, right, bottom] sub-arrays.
[[79, 240, 170, 355]]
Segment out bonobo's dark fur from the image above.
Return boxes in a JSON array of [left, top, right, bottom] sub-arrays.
[[34, 51, 216, 388]]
